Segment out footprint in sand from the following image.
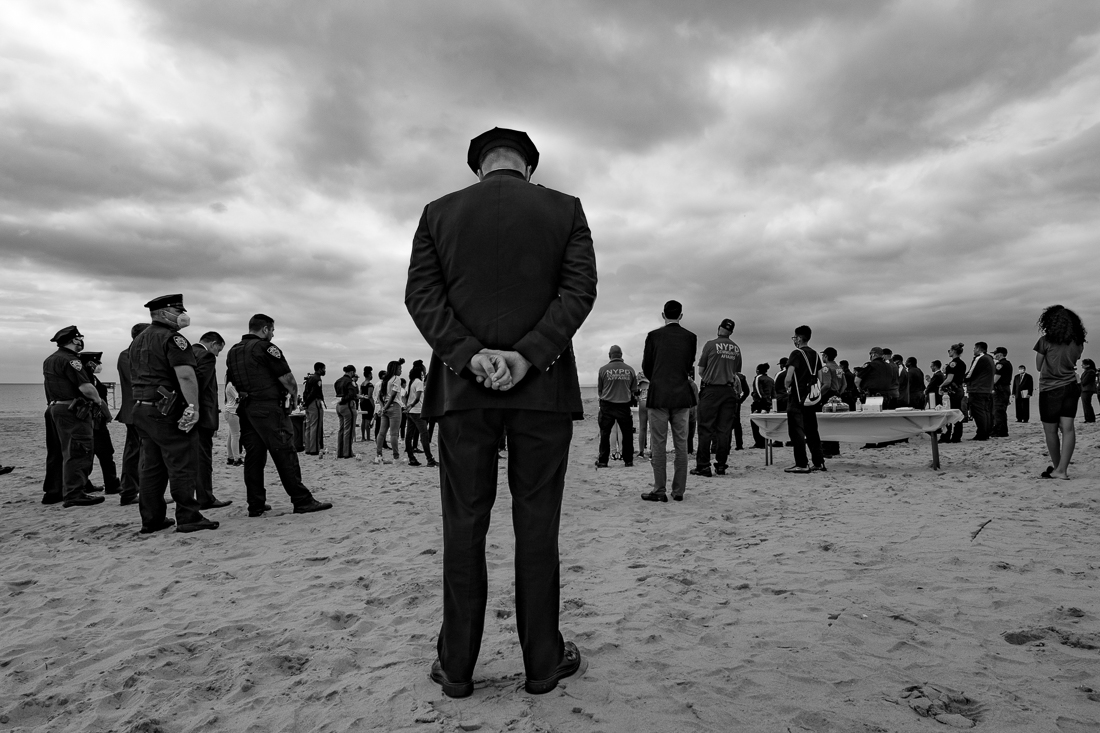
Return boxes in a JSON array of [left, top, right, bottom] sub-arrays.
[[1002, 626, 1100, 650], [901, 684, 987, 729]]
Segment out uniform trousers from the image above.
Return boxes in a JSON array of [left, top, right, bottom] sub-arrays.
[[969, 392, 993, 440], [43, 409, 64, 500], [238, 400, 315, 513], [946, 392, 964, 441], [695, 386, 738, 470], [89, 421, 120, 492], [304, 400, 324, 453], [732, 399, 745, 450], [194, 426, 216, 505], [1083, 391, 1097, 423], [435, 408, 572, 683], [597, 400, 634, 464], [132, 403, 205, 527], [648, 407, 689, 498], [46, 404, 94, 500], [119, 423, 141, 502], [335, 403, 355, 457], [786, 402, 824, 468], [1014, 396, 1030, 422], [992, 392, 1011, 436]]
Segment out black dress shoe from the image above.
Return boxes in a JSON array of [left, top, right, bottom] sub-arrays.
[[594, 461, 608, 468], [715, 467, 726, 475], [199, 498, 233, 509], [426, 460, 439, 468], [429, 659, 473, 698], [63, 493, 106, 507], [176, 519, 219, 533], [104, 486, 122, 495], [690, 467, 712, 477], [293, 499, 333, 514], [119, 494, 138, 506], [525, 641, 582, 694], [248, 503, 273, 517], [139, 519, 175, 534], [672, 494, 684, 501], [42, 494, 64, 505], [811, 464, 827, 472], [640, 491, 668, 502]]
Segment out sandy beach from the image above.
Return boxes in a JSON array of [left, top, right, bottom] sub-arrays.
[[1, 404, 1098, 732]]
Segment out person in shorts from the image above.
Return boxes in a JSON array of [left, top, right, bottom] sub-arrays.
[[1034, 305, 1086, 480]]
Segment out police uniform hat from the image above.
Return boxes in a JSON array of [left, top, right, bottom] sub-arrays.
[[994, 346, 1007, 356], [143, 294, 186, 311], [50, 325, 83, 343], [719, 318, 735, 332], [79, 351, 104, 364], [467, 127, 539, 173]]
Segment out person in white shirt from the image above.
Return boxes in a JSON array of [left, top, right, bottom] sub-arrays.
[[223, 381, 243, 466]]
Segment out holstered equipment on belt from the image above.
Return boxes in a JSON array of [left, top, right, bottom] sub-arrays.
[[68, 397, 93, 420], [237, 392, 251, 410], [156, 386, 179, 417]]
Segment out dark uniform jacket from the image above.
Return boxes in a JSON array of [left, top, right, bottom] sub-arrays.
[[926, 371, 945, 400], [857, 358, 893, 393], [642, 323, 698, 410], [191, 344, 220, 431], [43, 347, 91, 402], [1012, 372, 1033, 397], [225, 335, 291, 402], [405, 168, 597, 418], [333, 375, 358, 405], [129, 323, 196, 405], [116, 348, 136, 424], [750, 373, 775, 410]]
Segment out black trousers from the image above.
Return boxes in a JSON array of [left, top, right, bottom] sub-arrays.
[[46, 404, 95, 500], [732, 399, 744, 450], [406, 413, 435, 462], [1015, 396, 1030, 422], [695, 386, 738, 469], [750, 400, 771, 448], [786, 403, 824, 468], [43, 409, 63, 500], [119, 423, 141, 501], [969, 393, 993, 439], [992, 392, 1010, 436], [132, 403, 204, 526], [436, 408, 572, 683], [194, 426, 216, 505], [1083, 392, 1097, 423], [238, 400, 314, 513], [87, 421, 120, 492], [947, 392, 964, 441], [597, 400, 634, 464]]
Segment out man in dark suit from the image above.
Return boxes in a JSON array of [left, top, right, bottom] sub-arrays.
[[405, 127, 596, 698], [1012, 365, 1034, 422], [117, 323, 150, 505], [193, 332, 231, 509], [640, 300, 697, 502]]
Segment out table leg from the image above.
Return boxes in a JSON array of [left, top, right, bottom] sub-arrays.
[[766, 442, 772, 466], [929, 431, 940, 470]]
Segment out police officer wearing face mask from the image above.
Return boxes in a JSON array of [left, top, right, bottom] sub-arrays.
[[78, 351, 121, 495], [225, 313, 333, 518], [42, 325, 112, 507], [129, 295, 218, 534]]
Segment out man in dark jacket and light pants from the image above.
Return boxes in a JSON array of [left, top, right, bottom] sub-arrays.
[[405, 127, 596, 698], [640, 300, 697, 502]]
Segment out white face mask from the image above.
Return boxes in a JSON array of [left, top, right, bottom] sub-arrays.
[[175, 312, 191, 329], [94, 364, 104, 374]]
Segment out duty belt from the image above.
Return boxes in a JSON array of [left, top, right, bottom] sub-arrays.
[[134, 400, 158, 405], [701, 382, 735, 388], [47, 400, 74, 406]]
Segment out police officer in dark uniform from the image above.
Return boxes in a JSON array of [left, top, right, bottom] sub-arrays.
[[129, 295, 218, 534], [42, 325, 110, 507], [78, 351, 121, 494], [116, 323, 150, 505], [991, 347, 1012, 437], [692, 318, 743, 477], [225, 313, 332, 518], [193, 331, 232, 509]]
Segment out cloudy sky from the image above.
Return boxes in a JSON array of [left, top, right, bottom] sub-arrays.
[[3, 0, 1099, 385]]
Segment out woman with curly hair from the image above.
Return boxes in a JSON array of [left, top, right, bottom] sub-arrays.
[[1034, 305, 1087, 479], [937, 343, 968, 443]]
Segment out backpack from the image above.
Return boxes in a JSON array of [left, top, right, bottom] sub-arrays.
[[796, 348, 823, 406]]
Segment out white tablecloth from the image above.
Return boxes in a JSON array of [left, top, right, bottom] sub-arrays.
[[750, 409, 963, 443]]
